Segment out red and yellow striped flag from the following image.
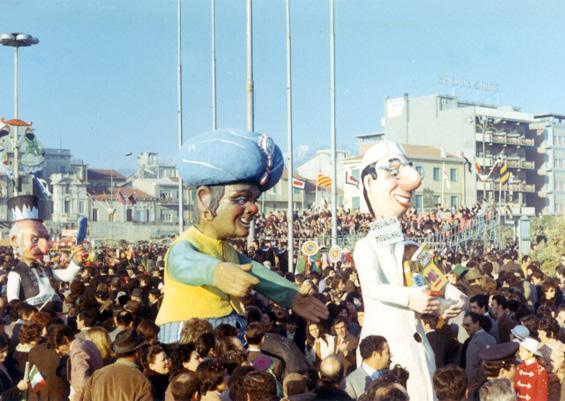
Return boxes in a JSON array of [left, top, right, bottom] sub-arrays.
[[316, 174, 332, 187]]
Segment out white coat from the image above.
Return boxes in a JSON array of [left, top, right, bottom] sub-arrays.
[[354, 237, 437, 401]]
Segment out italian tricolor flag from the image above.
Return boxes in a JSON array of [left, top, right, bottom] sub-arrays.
[[29, 365, 47, 393]]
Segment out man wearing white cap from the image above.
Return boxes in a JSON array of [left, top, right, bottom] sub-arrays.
[[353, 141, 464, 401]]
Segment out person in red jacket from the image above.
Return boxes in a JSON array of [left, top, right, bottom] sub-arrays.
[[514, 337, 548, 401]]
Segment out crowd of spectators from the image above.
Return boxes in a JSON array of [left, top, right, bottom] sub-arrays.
[[0, 208, 562, 401]]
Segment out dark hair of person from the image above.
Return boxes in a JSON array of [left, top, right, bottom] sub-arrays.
[[305, 321, 329, 349], [491, 294, 508, 310], [220, 349, 247, 375], [214, 323, 238, 339], [19, 323, 43, 345], [520, 315, 539, 339], [245, 306, 263, 324], [228, 366, 255, 401], [245, 322, 265, 346], [469, 294, 489, 311], [0, 335, 9, 350], [365, 372, 408, 401], [359, 335, 387, 360], [242, 370, 277, 401], [196, 358, 225, 396], [115, 310, 133, 326], [389, 364, 409, 389], [46, 324, 75, 349], [332, 315, 349, 329], [170, 370, 200, 401], [538, 317, 559, 339], [433, 364, 467, 401], [195, 332, 215, 358], [167, 342, 197, 375], [145, 344, 167, 372], [136, 319, 160, 344], [77, 309, 98, 328], [482, 359, 516, 379]]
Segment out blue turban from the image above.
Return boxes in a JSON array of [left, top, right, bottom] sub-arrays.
[[176, 129, 284, 192]]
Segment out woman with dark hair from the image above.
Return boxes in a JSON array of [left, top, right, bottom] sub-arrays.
[[13, 322, 42, 376], [539, 279, 562, 311], [538, 317, 564, 401], [196, 358, 228, 401], [0, 336, 29, 401], [136, 319, 160, 345], [305, 322, 334, 367], [143, 344, 172, 401]]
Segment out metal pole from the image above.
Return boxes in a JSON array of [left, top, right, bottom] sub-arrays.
[[246, 0, 256, 243], [441, 161, 445, 207], [329, 0, 337, 246], [177, 0, 185, 234], [285, 0, 294, 273], [12, 46, 19, 195], [211, 0, 217, 130]]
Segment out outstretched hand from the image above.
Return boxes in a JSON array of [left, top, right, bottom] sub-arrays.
[[291, 293, 329, 323], [212, 262, 259, 298]]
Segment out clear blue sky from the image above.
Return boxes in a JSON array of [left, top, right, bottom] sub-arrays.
[[1, 0, 564, 170]]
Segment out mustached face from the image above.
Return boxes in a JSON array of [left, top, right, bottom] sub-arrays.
[[363, 154, 422, 219]]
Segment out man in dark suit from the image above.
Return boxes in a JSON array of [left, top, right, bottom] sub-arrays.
[[333, 317, 358, 376], [469, 294, 499, 342], [461, 312, 496, 386], [422, 314, 460, 369], [345, 335, 391, 400], [245, 322, 284, 382], [490, 295, 516, 343]]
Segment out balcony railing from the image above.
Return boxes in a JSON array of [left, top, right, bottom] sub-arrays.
[[476, 132, 535, 147]]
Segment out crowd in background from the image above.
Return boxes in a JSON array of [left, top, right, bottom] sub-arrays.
[[0, 208, 563, 401]]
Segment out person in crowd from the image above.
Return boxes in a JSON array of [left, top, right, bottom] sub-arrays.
[[196, 358, 228, 401], [244, 322, 283, 382], [345, 335, 391, 400], [0, 335, 29, 401], [469, 294, 499, 342], [227, 366, 255, 401], [312, 355, 353, 401], [489, 294, 516, 343], [281, 373, 315, 401], [242, 370, 278, 401], [421, 314, 460, 369], [169, 370, 200, 401], [479, 379, 516, 401], [155, 130, 327, 344], [50, 324, 104, 401], [432, 364, 467, 401], [361, 371, 410, 401], [514, 337, 548, 401], [6, 195, 86, 312], [305, 322, 335, 367], [83, 330, 152, 401], [13, 322, 41, 375], [353, 141, 465, 401], [144, 344, 172, 401], [461, 312, 496, 387], [85, 326, 114, 365], [333, 316, 358, 375], [110, 309, 134, 342]]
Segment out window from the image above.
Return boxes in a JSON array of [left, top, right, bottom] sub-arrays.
[[126, 209, 133, 222], [92, 208, 98, 222], [433, 167, 440, 181], [293, 188, 300, 195], [433, 195, 440, 205], [146, 209, 151, 222], [78, 201, 84, 214], [450, 196, 457, 208], [136, 210, 143, 222], [450, 168, 457, 182], [352, 197, 360, 211], [351, 169, 360, 181], [415, 194, 423, 211], [64, 200, 70, 214]]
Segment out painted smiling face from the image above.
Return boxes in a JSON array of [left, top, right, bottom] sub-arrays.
[[363, 153, 422, 220]]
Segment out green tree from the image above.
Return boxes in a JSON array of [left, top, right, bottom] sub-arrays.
[[531, 215, 565, 275]]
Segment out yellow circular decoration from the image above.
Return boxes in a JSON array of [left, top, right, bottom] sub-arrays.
[[329, 245, 342, 263], [302, 241, 319, 256]]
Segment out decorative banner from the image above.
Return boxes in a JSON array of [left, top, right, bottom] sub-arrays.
[[19, 129, 45, 173], [301, 240, 319, 256], [328, 245, 342, 263]]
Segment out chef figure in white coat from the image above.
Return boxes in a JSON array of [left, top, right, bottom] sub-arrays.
[[354, 141, 463, 401]]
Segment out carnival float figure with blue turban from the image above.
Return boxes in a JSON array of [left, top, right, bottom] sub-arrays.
[[156, 129, 329, 343]]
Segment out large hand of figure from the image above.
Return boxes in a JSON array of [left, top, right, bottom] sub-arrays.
[[212, 263, 259, 297], [408, 287, 440, 315], [71, 245, 89, 265], [291, 293, 329, 322]]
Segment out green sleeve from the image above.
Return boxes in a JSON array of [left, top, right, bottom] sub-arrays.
[[167, 240, 217, 286], [238, 253, 299, 308]]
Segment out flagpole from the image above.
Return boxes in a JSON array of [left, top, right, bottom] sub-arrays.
[[329, 0, 338, 246], [246, 0, 256, 243], [285, 0, 294, 274], [211, 0, 217, 130], [177, 0, 185, 235]]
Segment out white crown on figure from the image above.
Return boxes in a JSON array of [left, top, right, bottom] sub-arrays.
[[8, 195, 41, 222]]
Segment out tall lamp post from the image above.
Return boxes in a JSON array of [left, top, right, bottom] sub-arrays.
[[0, 32, 39, 195]]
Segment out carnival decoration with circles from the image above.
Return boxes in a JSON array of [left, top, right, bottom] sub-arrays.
[[328, 245, 342, 263], [301, 241, 319, 256]]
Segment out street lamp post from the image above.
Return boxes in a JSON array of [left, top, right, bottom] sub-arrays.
[[1, 32, 39, 196]]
